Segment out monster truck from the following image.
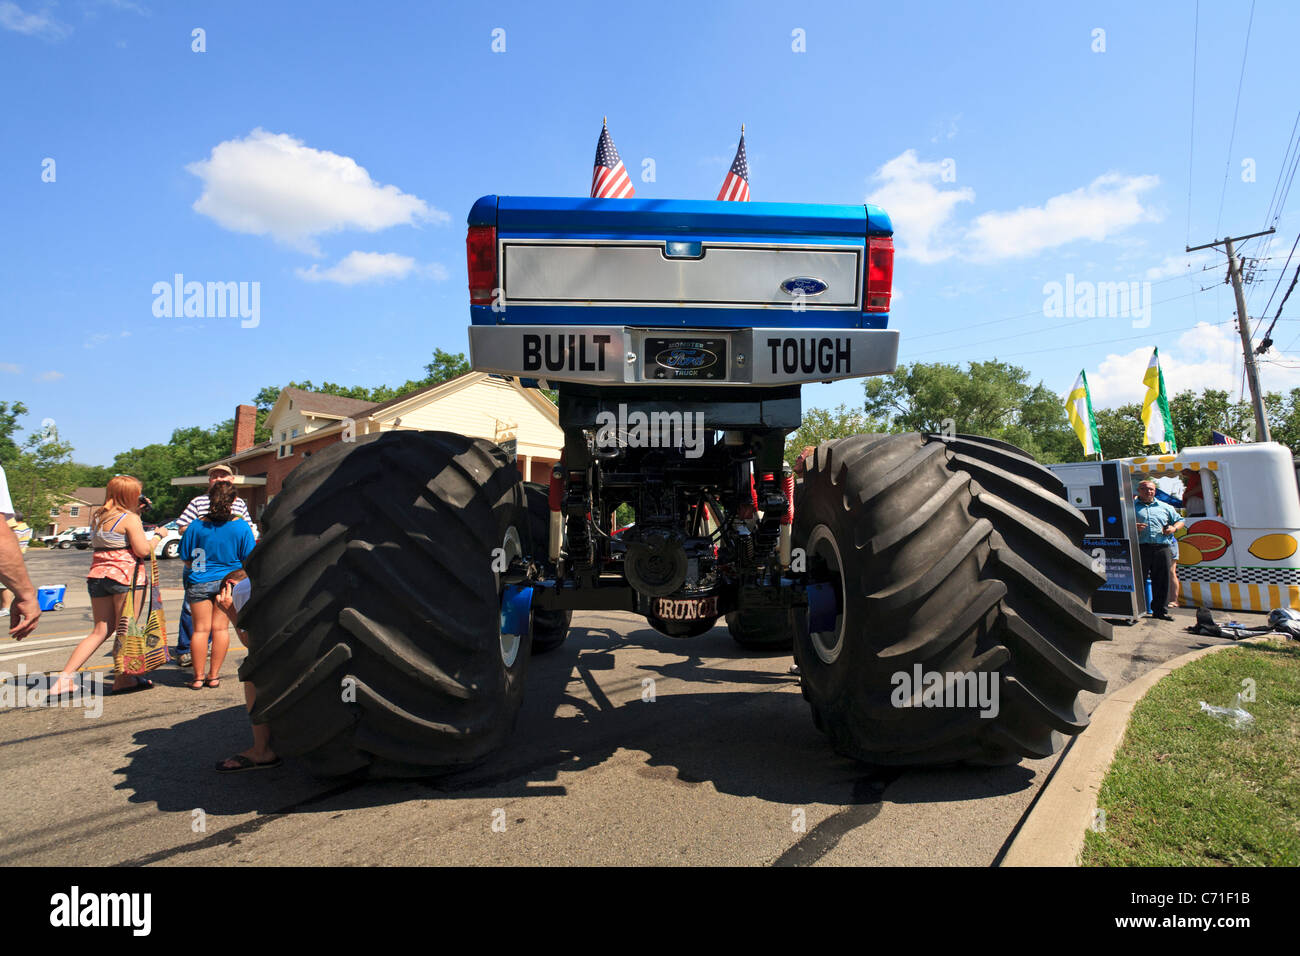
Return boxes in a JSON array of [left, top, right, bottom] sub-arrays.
[[239, 195, 1110, 777]]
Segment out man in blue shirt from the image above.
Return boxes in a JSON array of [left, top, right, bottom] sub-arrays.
[[1134, 480, 1185, 620]]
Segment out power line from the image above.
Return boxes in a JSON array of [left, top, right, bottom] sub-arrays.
[[1186, 0, 1200, 248], [1257, 232, 1300, 338], [905, 287, 1217, 357], [1215, 0, 1256, 237], [905, 264, 1222, 343]]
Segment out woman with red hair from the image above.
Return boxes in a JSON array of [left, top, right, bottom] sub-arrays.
[[49, 475, 170, 696]]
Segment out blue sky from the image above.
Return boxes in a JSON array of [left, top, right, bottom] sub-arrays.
[[3, 0, 1298, 464]]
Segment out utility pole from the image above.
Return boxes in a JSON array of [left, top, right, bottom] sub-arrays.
[[1187, 228, 1274, 443]]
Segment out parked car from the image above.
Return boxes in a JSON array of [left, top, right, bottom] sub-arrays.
[[152, 521, 182, 559], [73, 530, 91, 549], [42, 527, 89, 549]]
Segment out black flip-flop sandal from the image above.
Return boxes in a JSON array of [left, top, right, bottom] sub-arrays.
[[215, 754, 282, 774]]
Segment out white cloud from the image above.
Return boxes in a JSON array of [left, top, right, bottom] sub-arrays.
[[1, 362, 21, 374], [866, 150, 973, 264], [1144, 251, 1213, 280], [295, 250, 446, 285], [967, 173, 1160, 261], [1084, 322, 1300, 410], [187, 129, 446, 253], [38, 370, 64, 382], [0, 1, 68, 38]]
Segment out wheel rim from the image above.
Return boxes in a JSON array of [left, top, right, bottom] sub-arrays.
[[806, 524, 846, 664], [496, 526, 523, 668]]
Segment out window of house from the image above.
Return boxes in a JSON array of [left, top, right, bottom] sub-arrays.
[[291, 427, 299, 439], [69, 506, 80, 517], [278, 444, 293, 459], [49, 507, 59, 518], [280, 430, 286, 442]]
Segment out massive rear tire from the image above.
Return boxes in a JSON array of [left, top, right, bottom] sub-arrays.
[[238, 431, 530, 778], [793, 433, 1110, 766], [523, 481, 572, 654]]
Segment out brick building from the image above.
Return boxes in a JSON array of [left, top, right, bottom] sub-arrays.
[[45, 487, 106, 536], [173, 375, 563, 522]]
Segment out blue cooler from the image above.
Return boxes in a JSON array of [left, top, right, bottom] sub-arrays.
[[37, 585, 66, 611]]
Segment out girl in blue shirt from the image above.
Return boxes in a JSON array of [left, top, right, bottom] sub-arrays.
[[179, 483, 255, 690]]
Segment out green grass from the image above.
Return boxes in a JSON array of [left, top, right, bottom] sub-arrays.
[[1081, 640, 1300, 866]]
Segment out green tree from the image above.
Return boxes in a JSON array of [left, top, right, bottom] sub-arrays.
[[1093, 403, 1146, 459], [67, 463, 114, 488], [423, 348, 471, 385], [863, 359, 1077, 462], [0, 400, 28, 466], [110, 419, 239, 523], [8, 432, 77, 528], [784, 404, 885, 466]]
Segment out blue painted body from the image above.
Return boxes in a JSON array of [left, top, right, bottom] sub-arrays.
[[468, 195, 893, 331]]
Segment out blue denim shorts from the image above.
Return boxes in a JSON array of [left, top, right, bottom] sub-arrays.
[[184, 580, 223, 603], [87, 577, 130, 598]]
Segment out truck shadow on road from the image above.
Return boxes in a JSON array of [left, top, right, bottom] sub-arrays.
[[113, 621, 1038, 830]]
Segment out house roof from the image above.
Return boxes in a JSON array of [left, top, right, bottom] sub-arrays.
[[70, 487, 106, 505], [277, 387, 377, 419], [197, 375, 559, 472]]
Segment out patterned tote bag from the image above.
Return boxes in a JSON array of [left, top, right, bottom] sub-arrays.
[[113, 555, 169, 676]]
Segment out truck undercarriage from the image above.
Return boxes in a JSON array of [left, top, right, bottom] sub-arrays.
[[235, 194, 1112, 778]]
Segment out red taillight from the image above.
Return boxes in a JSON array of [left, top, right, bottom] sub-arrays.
[[865, 235, 894, 313], [466, 225, 497, 305]]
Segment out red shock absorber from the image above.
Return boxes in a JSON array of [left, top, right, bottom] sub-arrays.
[[781, 470, 795, 525]]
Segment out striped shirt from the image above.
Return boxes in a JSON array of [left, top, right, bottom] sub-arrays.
[[177, 493, 251, 528]]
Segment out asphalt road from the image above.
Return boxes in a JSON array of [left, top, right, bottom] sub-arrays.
[[0, 548, 1247, 866]]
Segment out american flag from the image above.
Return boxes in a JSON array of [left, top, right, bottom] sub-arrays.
[[716, 130, 750, 202], [1211, 429, 1239, 445], [591, 122, 634, 199]]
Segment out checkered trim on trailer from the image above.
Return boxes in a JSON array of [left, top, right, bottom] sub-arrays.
[[1177, 565, 1235, 583], [1234, 566, 1300, 585]]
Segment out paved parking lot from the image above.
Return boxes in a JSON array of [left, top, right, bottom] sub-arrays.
[[0, 548, 1243, 866]]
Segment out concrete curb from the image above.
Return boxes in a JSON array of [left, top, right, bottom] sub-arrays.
[[1000, 635, 1279, 867]]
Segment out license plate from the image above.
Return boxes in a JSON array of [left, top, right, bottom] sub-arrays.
[[644, 337, 728, 381], [651, 595, 719, 621]]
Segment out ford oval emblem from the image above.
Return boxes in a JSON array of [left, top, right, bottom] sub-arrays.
[[781, 276, 829, 297], [655, 346, 717, 370]]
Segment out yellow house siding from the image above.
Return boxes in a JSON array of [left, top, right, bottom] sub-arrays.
[[383, 378, 561, 454]]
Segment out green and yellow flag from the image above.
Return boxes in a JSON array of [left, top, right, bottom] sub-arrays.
[[1140, 347, 1177, 453], [1066, 370, 1101, 458]]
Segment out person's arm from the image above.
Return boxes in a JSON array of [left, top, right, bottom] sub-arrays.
[[0, 519, 39, 639], [175, 497, 201, 534], [179, 524, 196, 571], [123, 513, 166, 559], [237, 522, 256, 563]]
